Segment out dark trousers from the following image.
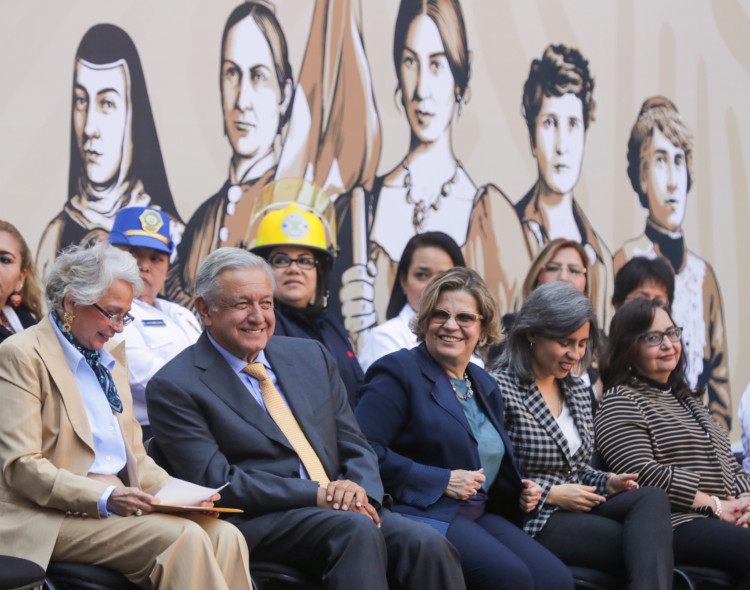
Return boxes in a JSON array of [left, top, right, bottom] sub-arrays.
[[674, 517, 750, 589], [233, 506, 465, 590], [535, 486, 674, 590], [447, 513, 574, 590]]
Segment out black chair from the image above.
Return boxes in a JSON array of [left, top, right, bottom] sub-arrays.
[[674, 565, 734, 590], [45, 562, 139, 590], [0, 556, 45, 590], [569, 566, 625, 590], [250, 562, 321, 590]]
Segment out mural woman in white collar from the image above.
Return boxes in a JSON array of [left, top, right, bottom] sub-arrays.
[[336, 0, 529, 342], [167, 2, 293, 308], [37, 24, 184, 279]]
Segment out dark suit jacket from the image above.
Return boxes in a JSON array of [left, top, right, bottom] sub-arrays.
[[355, 344, 524, 525], [146, 332, 384, 546]]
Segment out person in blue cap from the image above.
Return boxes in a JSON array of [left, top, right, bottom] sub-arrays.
[[109, 207, 200, 440]]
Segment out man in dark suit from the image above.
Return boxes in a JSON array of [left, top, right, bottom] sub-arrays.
[[146, 247, 464, 589]]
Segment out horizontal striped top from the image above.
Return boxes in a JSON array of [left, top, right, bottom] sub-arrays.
[[595, 377, 750, 528]]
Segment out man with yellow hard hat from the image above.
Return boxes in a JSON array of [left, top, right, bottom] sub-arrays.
[[251, 203, 363, 406]]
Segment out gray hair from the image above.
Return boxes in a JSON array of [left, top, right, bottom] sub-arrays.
[[195, 247, 276, 308], [498, 281, 599, 383], [46, 241, 143, 311]]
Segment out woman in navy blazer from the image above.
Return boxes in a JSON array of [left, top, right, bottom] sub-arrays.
[[356, 268, 572, 590]]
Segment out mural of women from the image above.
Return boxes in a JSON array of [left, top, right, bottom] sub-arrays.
[[36, 23, 183, 278], [614, 96, 731, 431], [166, 2, 293, 307], [515, 44, 613, 329], [335, 0, 529, 339]]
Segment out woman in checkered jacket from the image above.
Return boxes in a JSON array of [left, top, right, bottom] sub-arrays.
[[491, 282, 674, 589]]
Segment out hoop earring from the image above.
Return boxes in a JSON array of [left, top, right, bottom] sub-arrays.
[[62, 311, 75, 333]]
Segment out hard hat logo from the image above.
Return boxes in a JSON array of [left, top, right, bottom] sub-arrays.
[[280, 211, 310, 241]]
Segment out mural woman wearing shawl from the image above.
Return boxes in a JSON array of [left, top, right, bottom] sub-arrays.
[[37, 24, 183, 278], [166, 2, 293, 307]]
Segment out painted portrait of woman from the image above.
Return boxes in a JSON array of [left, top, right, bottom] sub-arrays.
[[36, 23, 183, 278], [334, 0, 529, 340], [515, 44, 613, 329], [166, 2, 294, 307]]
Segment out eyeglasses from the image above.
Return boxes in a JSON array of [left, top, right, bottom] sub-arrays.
[[542, 262, 587, 277], [268, 254, 317, 270], [430, 309, 483, 327], [640, 326, 682, 347], [92, 302, 134, 327]]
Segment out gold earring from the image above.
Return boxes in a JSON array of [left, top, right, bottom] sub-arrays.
[[62, 311, 75, 333]]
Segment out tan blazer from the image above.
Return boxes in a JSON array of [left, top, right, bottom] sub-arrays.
[[0, 317, 170, 566]]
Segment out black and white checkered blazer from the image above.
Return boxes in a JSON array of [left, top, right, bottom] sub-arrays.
[[491, 367, 608, 537]]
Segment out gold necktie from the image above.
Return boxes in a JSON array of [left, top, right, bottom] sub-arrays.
[[243, 362, 330, 485]]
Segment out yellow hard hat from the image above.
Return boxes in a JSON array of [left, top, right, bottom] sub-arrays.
[[252, 203, 332, 259]]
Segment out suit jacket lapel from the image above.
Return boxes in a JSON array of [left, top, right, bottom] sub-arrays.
[[416, 345, 476, 442], [194, 333, 294, 452], [35, 318, 96, 453], [264, 340, 332, 469], [524, 380, 573, 467]]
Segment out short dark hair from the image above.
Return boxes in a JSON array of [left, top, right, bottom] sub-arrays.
[[612, 257, 675, 309], [601, 298, 693, 399], [626, 96, 693, 208], [522, 44, 596, 145], [386, 231, 465, 319], [221, 3, 294, 130], [393, 0, 470, 101]]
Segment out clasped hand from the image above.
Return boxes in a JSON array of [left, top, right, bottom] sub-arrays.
[[519, 479, 542, 512], [718, 495, 750, 527], [445, 468, 485, 500], [317, 480, 380, 527]]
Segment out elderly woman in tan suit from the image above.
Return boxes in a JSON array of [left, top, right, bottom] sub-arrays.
[[0, 242, 252, 590]]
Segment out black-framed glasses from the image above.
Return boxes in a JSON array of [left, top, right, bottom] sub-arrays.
[[542, 262, 587, 277], [268, 254, 317, 270], [92, 302, 134, 327], [640, 326, 682, 347], [430, 309, 483, 327]]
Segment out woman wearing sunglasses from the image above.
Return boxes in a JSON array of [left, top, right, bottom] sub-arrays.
[[596, 298, 750, 585], [356, 267, 573, 590]]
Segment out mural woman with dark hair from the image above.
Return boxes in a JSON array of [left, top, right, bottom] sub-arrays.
[[516, 44, 613, 330], [167, 1, 294, 307], [37, 23, 183, 278], [336, 0, 529, 344]]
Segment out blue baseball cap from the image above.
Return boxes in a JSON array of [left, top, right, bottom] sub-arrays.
[[108, 207, 173, 255]]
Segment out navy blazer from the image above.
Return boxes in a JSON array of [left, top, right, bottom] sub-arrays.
[[146, 333, 383, 549], [355, 343, 524, 525]]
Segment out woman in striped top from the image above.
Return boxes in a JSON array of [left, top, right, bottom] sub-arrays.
[[597, 298, 750, 585]]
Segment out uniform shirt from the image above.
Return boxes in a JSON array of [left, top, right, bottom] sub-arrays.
[[113, 297, 201, 425]]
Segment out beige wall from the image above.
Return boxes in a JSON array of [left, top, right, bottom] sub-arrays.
[[2, 0, 748, 439]]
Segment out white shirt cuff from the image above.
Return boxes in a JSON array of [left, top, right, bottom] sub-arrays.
[[98, 485, 116, 517]]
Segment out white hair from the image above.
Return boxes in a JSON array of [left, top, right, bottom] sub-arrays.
[[195, 247, 275, 309], [45, 241, 143, 311]]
